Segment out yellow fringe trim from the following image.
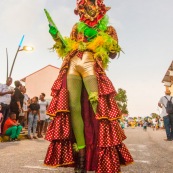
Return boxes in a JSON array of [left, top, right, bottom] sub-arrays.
[[121, 161, 134, 167], [43, 161, 74, 168], [47, 110, 121, 121], [47, 110, 70, 117], [96, 115, 122, 121]]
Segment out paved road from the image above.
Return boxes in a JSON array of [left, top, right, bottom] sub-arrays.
[[0, 127, 173, 173], [122, 127, 173, 173]]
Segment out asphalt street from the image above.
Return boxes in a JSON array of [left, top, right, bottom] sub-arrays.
[[0, 127, 173, 173]]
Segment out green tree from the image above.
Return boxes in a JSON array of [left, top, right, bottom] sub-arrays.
[[115, 88, 129, 114], [151, 113, 159, 118]]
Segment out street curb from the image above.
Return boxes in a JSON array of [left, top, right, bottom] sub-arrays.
[[0, 133, 28, 142]]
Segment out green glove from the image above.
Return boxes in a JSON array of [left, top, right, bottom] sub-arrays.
[[49, 24, 58, 38]]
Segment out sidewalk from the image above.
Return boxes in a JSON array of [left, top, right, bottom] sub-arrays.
[[0, 128, 28, 142]]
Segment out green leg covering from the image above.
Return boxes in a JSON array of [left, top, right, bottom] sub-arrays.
[[83, 75, 98, 114], [67, 75, 85, 149]]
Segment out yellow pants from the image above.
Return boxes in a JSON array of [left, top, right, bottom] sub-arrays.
[[67, 51, 96, 77]]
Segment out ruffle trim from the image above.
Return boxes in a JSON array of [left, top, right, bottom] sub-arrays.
[[97, 144, 133, 173], [44, 140, 74, 167], [47, 88, 69, 116], [98, 120, 126, 147], [45, 113, 72, 142]]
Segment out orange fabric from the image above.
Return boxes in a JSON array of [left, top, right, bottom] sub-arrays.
[[3, 118, 16, 134]]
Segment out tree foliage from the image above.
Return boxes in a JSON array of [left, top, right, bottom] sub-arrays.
[[151, 113, 159, 118], [115, 88, 129, 114]]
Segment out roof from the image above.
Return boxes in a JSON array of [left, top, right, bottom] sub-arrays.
[[162, 60, 173, 83], [20, 65, 59, 82]]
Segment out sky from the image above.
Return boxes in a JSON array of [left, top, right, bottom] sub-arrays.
[[0, 0, 173, 117]]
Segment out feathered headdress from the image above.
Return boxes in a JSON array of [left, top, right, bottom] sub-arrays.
[[74, 0, 110, 27]]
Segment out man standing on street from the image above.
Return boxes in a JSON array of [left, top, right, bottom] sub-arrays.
[[0, 77, 13, 132], [158, 90, 173, 141]]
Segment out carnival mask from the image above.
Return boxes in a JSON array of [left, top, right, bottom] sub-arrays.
[[75, 0, 110, 27]]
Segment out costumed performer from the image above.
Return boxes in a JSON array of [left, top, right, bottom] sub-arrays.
[[44, 0, 133, 173]]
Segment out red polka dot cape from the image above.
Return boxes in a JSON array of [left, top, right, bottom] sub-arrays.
[[44, 50, 133, 173]]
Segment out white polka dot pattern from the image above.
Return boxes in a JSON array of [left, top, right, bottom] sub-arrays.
[[44, 55, 133, 171], [45, 114, 71, 142], [94, 63, 121, 120], [44, 140, 74, 166], [97, 147, 121, 173], [47, 88, 69, 116], [98, 120, 126, 147]]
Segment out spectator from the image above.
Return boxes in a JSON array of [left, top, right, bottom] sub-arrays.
[[20, 86, 29, 128], [159, 118, 164, 129], [38, 93, 48, 137], [10, 81, 24, 121], [143, 120, 148, 131], [0, 77, 13, 132], [3, 112, 22, 141], [152, 118, 157, 131], [158, 90, 173, 141], [28, 97, 40, 139], [0, 104, 3, 135], [119, 120, 125, 129]]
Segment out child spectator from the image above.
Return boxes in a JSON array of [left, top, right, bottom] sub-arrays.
[[38, 93, 48, 138], [120, 120, 125, 129], [0, 104, 3, 135], [3, 112, 22, 141], [143, 120, 148, 131], [28, 96, 40, 139]]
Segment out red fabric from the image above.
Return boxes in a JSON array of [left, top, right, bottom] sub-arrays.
[[95, 62, 121, 120], [3, 118, 16, 134], [44, 54, 133, 172], [79, 13, 106, 27], [81, 87, 99, 171], [45, 113, 71, 142], [44, 140, 74, 166], [75, 0, 107, 27]]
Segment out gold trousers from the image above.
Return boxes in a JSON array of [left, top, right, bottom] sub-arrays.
[[67, 51, 95, 78]]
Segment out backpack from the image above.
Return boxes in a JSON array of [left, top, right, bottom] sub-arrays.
[[164, 96, 173, 114]]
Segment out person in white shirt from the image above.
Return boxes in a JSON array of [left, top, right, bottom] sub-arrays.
[[158, 90, 173, 141], [0, 77, 13, 132], [38, 93, 48, 138], [20, 86, 30, 128]]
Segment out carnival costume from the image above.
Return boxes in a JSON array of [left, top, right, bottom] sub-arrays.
[[44, 0, 133, 173]]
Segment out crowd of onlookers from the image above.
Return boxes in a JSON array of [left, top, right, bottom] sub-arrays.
[[0, 77, 50, 142], [119, 116, 164, 131]]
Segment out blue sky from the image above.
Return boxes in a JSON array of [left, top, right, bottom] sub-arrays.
[[0, 0, 173, 117]]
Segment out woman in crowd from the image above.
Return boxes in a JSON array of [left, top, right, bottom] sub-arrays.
[[10, 81, 24, 122]]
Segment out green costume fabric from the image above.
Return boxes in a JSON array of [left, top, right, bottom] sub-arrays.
[[67, 75, 85, 149], [67, 74, 98, 149], [83, 75, 98, 114], [5, 125, 22, 139]]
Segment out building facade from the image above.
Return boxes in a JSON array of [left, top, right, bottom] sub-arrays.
[[21, 65, 60, 100], [162, 61, 173, 95]]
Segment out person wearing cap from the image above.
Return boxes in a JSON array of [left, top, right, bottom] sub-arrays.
[[158, 89, 173, 141]]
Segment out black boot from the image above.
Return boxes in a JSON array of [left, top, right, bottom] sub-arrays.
[[74, 148, 86, 173]]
